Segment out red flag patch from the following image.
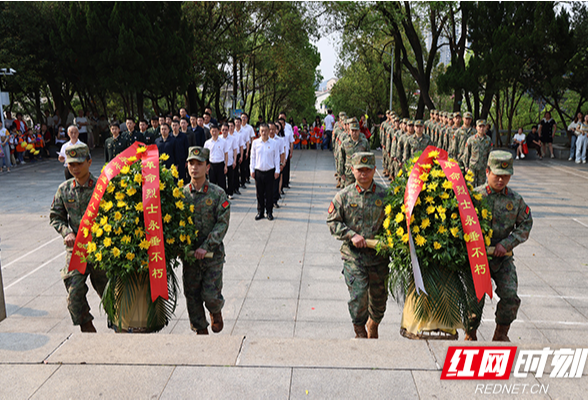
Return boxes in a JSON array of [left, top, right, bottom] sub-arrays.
[[525, 206, 529, 215], [328, 202, 335, 213], [222, 200, 229, 209]]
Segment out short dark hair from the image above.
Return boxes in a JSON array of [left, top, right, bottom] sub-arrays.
[[139, 119, 148, 124], [171, 119, 180, 124], [259, 123, 269, 129], [221, 122, 229, 129], [126, 116, 135, 122], [190, 114, 198, 118], [161, 123, 170, 130], [279, 111, 286, 116], [150, 116, 158, 121], [241, 112, 248, 118], [234, 116, 241, 121], [110, 122, 120, 128], [209, 124, 219, 131], [278, 117, 285, 123]]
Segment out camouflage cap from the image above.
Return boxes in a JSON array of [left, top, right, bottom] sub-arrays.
[[414, 119, 424, 127], [65, 143, 90, 164], [186, 146, 209, 162], [448, 112, 455, 118], [349, 121, 360, 130], [351, 152, 376, 169], [488, 150, 514, 175], [345, 117, 354, 124], [339, 111, 347, 118], [476, 119, 486, 126], [407, 120, 415, 126], [431, 110, 437, 115], [464, 111, 473, 119], [386, 110, 391, 116], [454, 111, 462, 118]]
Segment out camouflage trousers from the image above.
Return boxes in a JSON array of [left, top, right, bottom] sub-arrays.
[[471, 168, 487, 187], [471, 256, 521, 328], [183, 261, 225, 331], [61, 249, 108, 326], [343, 260, 389, 325]]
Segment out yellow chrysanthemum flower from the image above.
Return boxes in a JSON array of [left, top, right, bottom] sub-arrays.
[[395, 212, 404, 223], [134, 174, 143, 184], [120, 180, 128, 188], [137, 146, 147, 154], [96, 228, 104, 238], [383, 218, 390, 230], [482, 209, 489, 220], [394, 186, 401, 194], [101, 200, 114, 212], [438, 225, 447, 234], [164, 214, 172, 223], [134, 227, 144, 237], [415, 234, 426, 246], [121, 235, 132, 244], [401, 204, 407, 213], [387, 237, 394, 248], [421, 163, 432, 170], [114, 226, 123, 235], [126, 253, 135, 261], [179, 234, 186, 242], [450, 227, 459, 237], [426, 206, 436, 214], [430, 169, 444, 178], [128, 156, 137, 162], [428, 150, 440, 159], [426, 182, 438, 192], [396, 227, 404, 237], [415, 197, 422, 206], [442, 180, 453, 190], [87, 242, 97, 253], [135, 202, 143, 212], [385, 204, 392, 215], [160, 182, 166, 191], [421, 218, 430, 229], [473, 193, 482, 201], [103, 224, 112, 233], [411, 156, 419, 163], [173, 187, 182, 198], [179, 220, 186, 227], [465, 174, 474, 183], [112, 247, 121, 258], [189, 205, 195, 213], [488, 229, 493, 239], [437, 205, 447, 214], [107, 184, 115, 194], [117, 201, 127, 208], [91, 223, 100, 233], [433, 241, 442, 250], [464, 233, 471, 243], [175, 201, 184, 210], [451, 213, 458, 219], [159, 153, 170, 161], [95, 252, 103, 261], [139, 239, 151, 250], [177, 179, 184, 188], [186, 235, 191, 245], [166, 238, 175, 245], [485, 236, 491, 246], [104, 237, 112, 247], [410, 214, 415, 224], [412, 225, 420, 234], [127, 187, 137, 196], [425, 196, 434, 204], [440, 192, 449, 200], [419, 172, 429, 182], [121, 166, 130, 174], [100, 216, 108, 226], [397, 169, 403, 177], [135, 217, 140, 225], [114, 211, 122, 221], [401, 233, 409, 243]]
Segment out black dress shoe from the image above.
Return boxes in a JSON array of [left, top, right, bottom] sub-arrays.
[[234, 189, 241, 195], [283, 185, 290, 189], [267, 213, 274, 221], [240, 184, 247, 189], [273, 203, 280, 208], [280, 190, 285, 195], [255, 213, 264, 220]]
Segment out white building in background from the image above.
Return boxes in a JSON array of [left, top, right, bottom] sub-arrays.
[[315, 77, 338, 114]]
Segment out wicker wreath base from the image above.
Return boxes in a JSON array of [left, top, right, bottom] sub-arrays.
[[400, 327, 459, 341]]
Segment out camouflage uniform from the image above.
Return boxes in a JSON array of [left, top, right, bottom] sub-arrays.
[[49, 144, 107, 326], [455, 125, 475, 169], [337, 124, 370, 187], [182, 148, 230, 331], [327, 153, 389, 328], [462, 124, 493, 187], [470, 151, 533, 330], [403, 133, 432, 161]]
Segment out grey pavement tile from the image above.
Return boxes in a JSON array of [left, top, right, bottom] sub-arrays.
[[160, 366, 291, 400], [46, 333, 244, 365], [537, 375, 588, 397], [303, 251, 343, 266], [31, 365, 174, 400], [290, 368, 418, 400], [237, 297, 297, 321], [239, 337, 437, 369], [231, 319, 295, 337], [246, 279, 300, 299], [221, 279, 251, 299], [538, 328, 588, 345], [412, 371, 547, 400], [168, 318, 236, 335], [3, 295, 41, 317], [252, 263, 303, 281], [298, 280, 349, 300], [296, 298, 353, 322], [300, 264, 343, 281], [0, 364, 60, 399], [12, 295, 69, 319], [0, 316, 63, 334], [0, 332, 69, 363]]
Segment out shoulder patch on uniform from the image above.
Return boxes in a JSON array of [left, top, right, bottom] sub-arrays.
[[525, 206, 530, 215], [203, 185, 208, 193], [328, 202, 335, 213], [486, 185, 491, 195], [222, 200, 229, 209], [205, 198, 213, 206]]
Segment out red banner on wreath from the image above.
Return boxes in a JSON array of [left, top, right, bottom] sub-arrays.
[[403, 145, 492, 301]]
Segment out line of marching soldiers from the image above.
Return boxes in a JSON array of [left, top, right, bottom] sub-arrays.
[[379, 110, 493, 187]]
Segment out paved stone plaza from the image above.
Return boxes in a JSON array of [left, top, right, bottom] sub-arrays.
[[1, 149, 588, 399]]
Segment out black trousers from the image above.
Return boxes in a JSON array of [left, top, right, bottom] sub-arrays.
[[240, 153, 249, 186], [273, 172, 281, 204], [226, 165, 234, 196], [209, 161, 226, 191], [233, 155, 241, 189], [254, 169, 275, 215], [282, 156, 291, 187]]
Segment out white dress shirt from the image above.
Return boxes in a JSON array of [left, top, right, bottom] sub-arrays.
[[251, 137, 280, 173], [242, 124, 255, 144], [324, 114, 335, 131], [223, 134, 239, 166], [59, 140, 86, 167], [204, 137, 228, 163], [284, 123, 294, 157]]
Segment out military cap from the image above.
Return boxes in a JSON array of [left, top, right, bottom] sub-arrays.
[[351, 152, 375, 169], [345, 117, 354, 124], [448, 112, 455, 118], [414, 120, 424, 127], [349, 121, 360, 130], [476, 119, 486, 126], [453, 111, 462, 118], [186, 146, 209, 162], [65, 143, 91, 164], [401, 118, 408, 124], [386, 110, 391, 116], [339, 112, 347, 118], [431, 110, 437, 115], [464, 111, 473, 119], [407, 120, 415, 126], [488, 150, 514, 176]]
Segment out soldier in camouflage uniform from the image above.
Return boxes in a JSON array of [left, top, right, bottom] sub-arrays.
[[337, 120, 370, 187], [104, 122, 130, 162], [462, 119, 493, 186], [466, 151, 533, 342], [403, 120, 432, 161], [447, 112, 463, 159], [49, 143, 107, 332], [396, 119, 415, 167], [327, 152, 389, 339], [333, 112, 346, 187], [455, 112, 475, 167], [182, 146, 231, 335]]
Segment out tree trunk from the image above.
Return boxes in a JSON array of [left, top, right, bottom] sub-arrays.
[[137, 92, 144, 120]]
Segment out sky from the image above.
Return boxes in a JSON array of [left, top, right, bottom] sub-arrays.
[[312, 32, 340, 86]]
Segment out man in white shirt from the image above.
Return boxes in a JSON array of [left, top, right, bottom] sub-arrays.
[[74, 109, 89, 146], [279, 112, 295, 188], [58, 126, 85, 180], [204, 124, 228, 191], [228, 120, 242, 195], [241, 113, 256, 184], [221, 122, 238, 199], [250, 123, 280, 221], [234, 117, 247, 189], [324, 109, 335, 150], [269, 122, 286, 208]]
